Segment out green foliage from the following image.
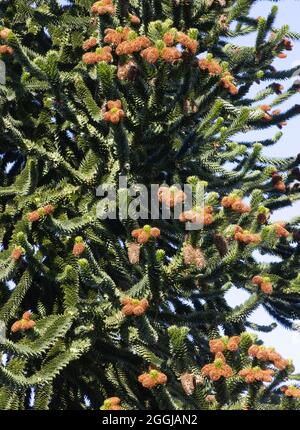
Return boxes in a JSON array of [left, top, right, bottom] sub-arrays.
[[0, 0, 299, 411]]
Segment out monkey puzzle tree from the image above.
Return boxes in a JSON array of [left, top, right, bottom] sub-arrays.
[[1, 0, 300, 410]]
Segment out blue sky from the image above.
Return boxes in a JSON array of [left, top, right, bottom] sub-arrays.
[[225, 0, 300, 371]]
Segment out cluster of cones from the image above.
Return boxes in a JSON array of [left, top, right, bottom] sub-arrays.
[[82, 46, 112, 64], [163, 30, 198, 54], [138, 369, 167, 389], [121, 297, 149, 316], [198, 56, 222, 76], [248, 344, 289, 370], [281, 385, 300, 398], [200, 336, 241, 381], [157, 185, 214, 226], [201, 352, 233, 381], [104, 27, 130, 46], [209, 335, 241, 353], [221, 194, 251, 214], [100, 397, 123, 410], [157, 186, 186, 208], [103, 100, 125, 124], [90, 24, 198, 64], [131, 225, 160, 244], [234, 226, 261, 245], [136, 42, 181, 64], [238, 367, 274, 383], [11, 246, 25, 261], [91, 0, 115, 15], [252, 275, 273, 295], [183, 243, 206, 268], [105, 28, 150, 56], [179, 206, 214, 226], [11, 311, 36, 333], [221, 71, 239, 95], [198, 55, 238, 95], [139, 28, 198, 64], [82, 25, 153, 64], [81, 35, 114, 64], [27, 204, 54, 222]]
